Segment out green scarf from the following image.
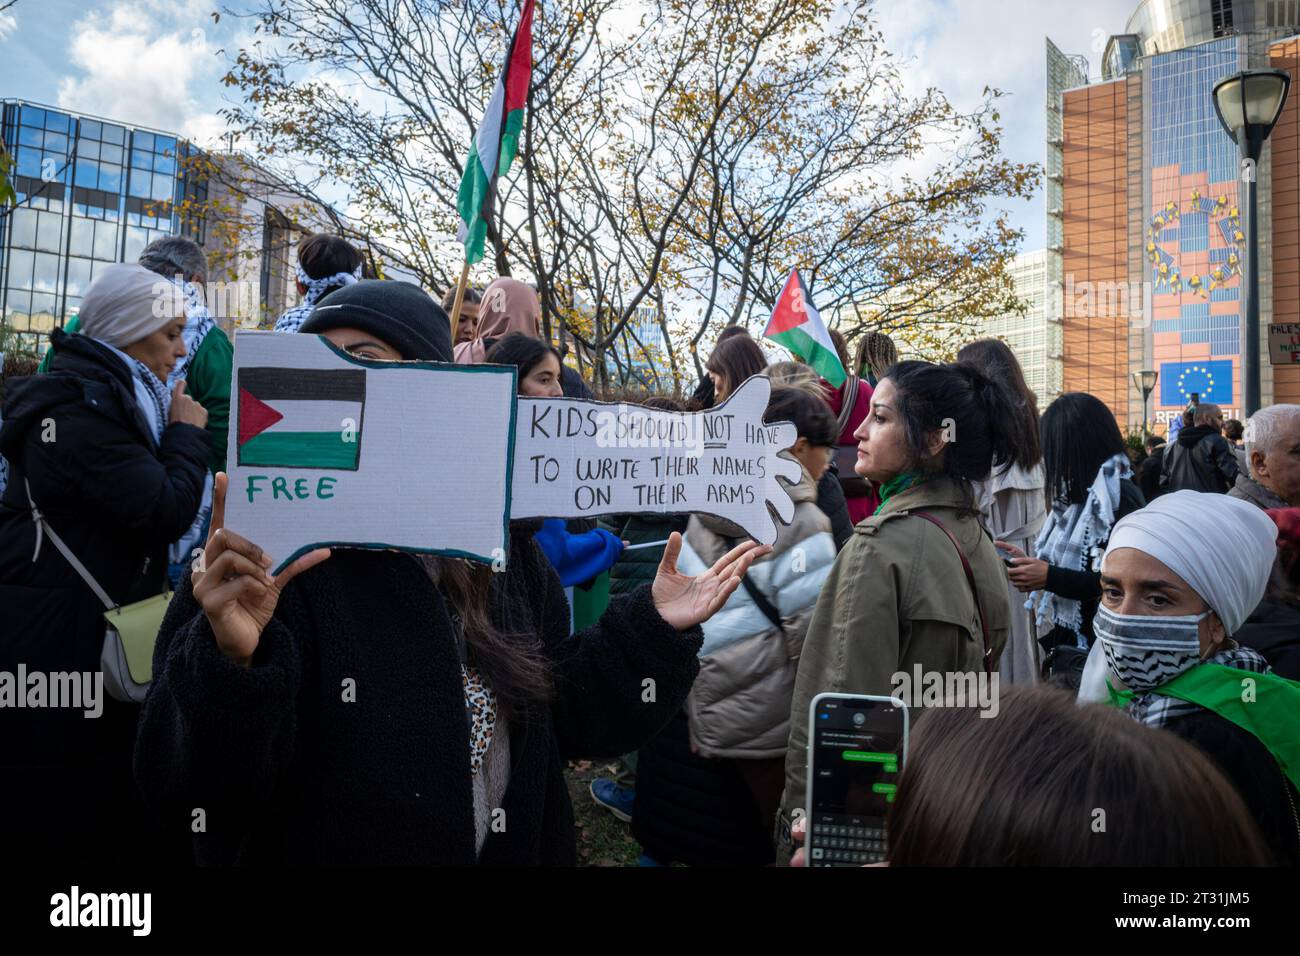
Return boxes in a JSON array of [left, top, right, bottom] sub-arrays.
[[1108, 664, 1300, 790], [874, 471, 934, 516]]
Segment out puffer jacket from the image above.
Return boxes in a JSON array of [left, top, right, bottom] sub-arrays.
[[674, 468, 836, 758]]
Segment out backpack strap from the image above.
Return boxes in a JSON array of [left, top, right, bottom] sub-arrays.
[[907, 510, 992, 676], [724, 536, 784, 633]]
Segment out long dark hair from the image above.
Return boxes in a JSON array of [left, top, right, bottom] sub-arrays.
[[887, 686, 1274, 866], [1041, 392, 1127, 506], [956, 338, 1041, 471], [486, 331, 560, 385], [881, 360, 1020, 484], [416, 557, 554, 715], [705, 334, 768, 398]]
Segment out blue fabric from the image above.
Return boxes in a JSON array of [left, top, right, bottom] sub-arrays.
[[534, 518, 624, 587]]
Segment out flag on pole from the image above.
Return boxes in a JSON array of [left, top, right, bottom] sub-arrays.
[[762, 269, 846, 387], [456, 0, 534, 265]]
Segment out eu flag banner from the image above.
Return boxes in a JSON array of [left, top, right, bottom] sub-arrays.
[[1159, 360, 1234, 406]]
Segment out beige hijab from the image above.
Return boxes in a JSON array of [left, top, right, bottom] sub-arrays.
[[453, 277, 541, 363]]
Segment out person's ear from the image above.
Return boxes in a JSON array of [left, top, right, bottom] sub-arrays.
[[923, 426, 946, 460], [1250, 449, 1267, 481], [1198, 609, 1227, 658]]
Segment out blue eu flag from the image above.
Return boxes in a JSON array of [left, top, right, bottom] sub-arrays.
[[1159, 360, 1233, 406]]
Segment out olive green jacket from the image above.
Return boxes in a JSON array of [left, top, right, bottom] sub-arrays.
[[776, 476, 1010, 845]]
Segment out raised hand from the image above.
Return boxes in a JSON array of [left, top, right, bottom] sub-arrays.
[[192, 472, 330, 666], [651, 532, 771, 632]]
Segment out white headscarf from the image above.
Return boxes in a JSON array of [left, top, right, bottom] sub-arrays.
[[1101, 490, 1278, 634], [78, 263, 182, 348]]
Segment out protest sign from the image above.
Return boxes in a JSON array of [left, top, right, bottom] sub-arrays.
[[510, 375, 802, 545], [223, 332, 517, 572], [224, 335, 801, 571]]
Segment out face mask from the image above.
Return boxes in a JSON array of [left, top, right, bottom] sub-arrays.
[[1093, 604, 1211, 692]]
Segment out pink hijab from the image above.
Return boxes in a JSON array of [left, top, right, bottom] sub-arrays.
[[453, 277, 541, 363]]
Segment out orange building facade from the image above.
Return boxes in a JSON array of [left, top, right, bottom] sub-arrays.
[[1061, 34, 1300, 430]]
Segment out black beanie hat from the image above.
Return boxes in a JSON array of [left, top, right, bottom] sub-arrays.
[[299, 280, 452, 362]]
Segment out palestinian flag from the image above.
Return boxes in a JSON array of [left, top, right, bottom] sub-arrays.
[[763, 269, 846, 387], [456, 0, 534, 265], [237, 367, 366, 471]]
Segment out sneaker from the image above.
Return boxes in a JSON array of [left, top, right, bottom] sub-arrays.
[[589, 778, 635, 823]]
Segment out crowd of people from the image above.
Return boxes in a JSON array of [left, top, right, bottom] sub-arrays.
[[0, 229, 1297, 868]]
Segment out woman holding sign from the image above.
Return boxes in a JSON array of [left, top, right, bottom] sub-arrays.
[[135, 281, 769, 865], [775, 359, 1018, 863]]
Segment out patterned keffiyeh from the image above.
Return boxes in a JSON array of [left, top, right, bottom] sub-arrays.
[[94, 338, 172, 445], [169, 279, 216, 387], [1027, 453, 1131, 647], [1121, 646, 1271, 730], [273, 263, 363, 333]]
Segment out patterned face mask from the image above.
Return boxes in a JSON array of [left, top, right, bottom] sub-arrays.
[[1093, 604, 1211, 692]]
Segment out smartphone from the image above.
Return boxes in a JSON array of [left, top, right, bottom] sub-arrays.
[[995, 545, 1018, 568], [804, 693, 908, 866]]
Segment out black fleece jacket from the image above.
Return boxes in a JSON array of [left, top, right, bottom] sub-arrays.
[[134, 531, 702, 865]]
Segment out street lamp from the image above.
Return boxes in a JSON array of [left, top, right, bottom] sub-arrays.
[[1132, 369, 1157, 439], [1213, 68, 1291, 417]]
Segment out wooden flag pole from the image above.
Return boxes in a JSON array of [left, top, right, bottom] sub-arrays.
[[448, 259, 471, 349]]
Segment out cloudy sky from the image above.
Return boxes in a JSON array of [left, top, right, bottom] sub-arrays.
[[1, 0, 1140, 253]]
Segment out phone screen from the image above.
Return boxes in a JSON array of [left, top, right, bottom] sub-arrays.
[[806, 694, 907, 866]]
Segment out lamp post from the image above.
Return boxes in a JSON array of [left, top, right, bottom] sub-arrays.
[[1132, 369, 1157, 439], [1213, 68, 1291, 418]]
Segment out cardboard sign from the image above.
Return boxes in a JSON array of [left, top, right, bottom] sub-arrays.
[[224, 335, 800, 571], [1269, 323, 1300, 365], [224, 332, 517, 572], [510, 376, 801, 545]]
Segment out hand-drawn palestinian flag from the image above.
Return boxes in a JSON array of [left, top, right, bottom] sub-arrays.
[[763, 268, 846, 388], [237, 367, 366, 470], [456, 0, 534, 265]]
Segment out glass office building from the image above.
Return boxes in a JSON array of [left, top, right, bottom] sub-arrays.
[[0, 100, 208, 354], [1051, 1, 1300, 428]]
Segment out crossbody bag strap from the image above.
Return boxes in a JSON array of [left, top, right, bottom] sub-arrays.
[[908, 509, 992, 675], [25, 478, 116, 612], [724, 536, 784, 633]]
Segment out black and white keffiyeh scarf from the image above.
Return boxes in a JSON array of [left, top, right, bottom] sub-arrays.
[[1123, 646, 1271, 729], [273, 263, 363, 333]]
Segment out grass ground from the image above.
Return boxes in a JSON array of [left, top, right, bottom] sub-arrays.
[[564, 760, 642, 867]]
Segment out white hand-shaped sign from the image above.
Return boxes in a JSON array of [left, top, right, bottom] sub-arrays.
[[510, 375, 801, 545]]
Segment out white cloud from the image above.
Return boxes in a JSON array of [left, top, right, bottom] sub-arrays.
[[55, 2, 227, 139], [871, 0, 1137, 247], [0, 11, 17, 42]]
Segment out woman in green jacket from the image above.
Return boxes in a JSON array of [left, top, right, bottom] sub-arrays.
[[776, 360, 1026, 861]]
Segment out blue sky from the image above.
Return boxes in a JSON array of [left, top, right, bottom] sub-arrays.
[[1, 0, 1139, 255]]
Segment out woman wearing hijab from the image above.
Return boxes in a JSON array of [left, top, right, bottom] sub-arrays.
[[0, 263, 211, 864], [454, 277, 592, 398], [134, 281, 769, 865], [1079, 490, 1300, 865], [997, 393, 1145, 685]]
